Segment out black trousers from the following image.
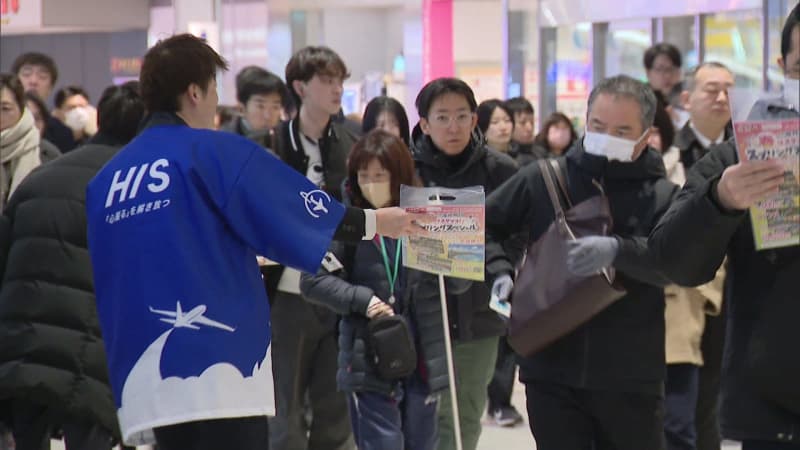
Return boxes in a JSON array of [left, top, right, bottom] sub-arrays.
[[154, 416, 269, 450], [269, 291, 354, 450], [525, 381, 666, 450], [487, 336, 517, 411], [665, 364, 700, 450], [10, 401, 114, 450], [696, 302, 727, 450]]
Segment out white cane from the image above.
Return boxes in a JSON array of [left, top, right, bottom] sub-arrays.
[[438, 273, 463, 450]]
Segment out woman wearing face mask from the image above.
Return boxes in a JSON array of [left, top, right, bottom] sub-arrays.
[[477, 99, 515, 153], [533, 112, 578, 157], [362, 96, 411, 148], [300, 130, 447, 450], [53, 86, 97, 146], [1, 73, 42, 209]]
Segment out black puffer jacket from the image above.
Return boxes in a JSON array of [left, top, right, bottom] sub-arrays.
[[300, 238, 448, 395], [650, 135, 800, 443], [410, 126, 519, 341], [486, 142, 678, 394], [0, 135, 123, 438]]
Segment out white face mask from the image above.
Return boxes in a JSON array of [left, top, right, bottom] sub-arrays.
[[360, 181, 392, 208], [783, 78, 799, 106], [64, 106, 90, 132], [582, 128, 648, 162]]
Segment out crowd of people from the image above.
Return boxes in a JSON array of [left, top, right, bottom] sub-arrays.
[[0, 4, 798, 450]]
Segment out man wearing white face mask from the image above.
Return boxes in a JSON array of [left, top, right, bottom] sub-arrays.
[[53, 86, 97, 150], [485, 74, 678, 449], [650, 6, 799, 449]]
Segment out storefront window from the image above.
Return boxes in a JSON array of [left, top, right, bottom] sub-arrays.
[[663, 15, 698, 70], [605, 19, 651, 81], [552, 22, 592, 130], [766, 0, 794, 90], [704, 9, 763, 88]]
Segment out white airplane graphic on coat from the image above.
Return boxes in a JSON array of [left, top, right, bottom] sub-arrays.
[[149, 301, 235, 332]]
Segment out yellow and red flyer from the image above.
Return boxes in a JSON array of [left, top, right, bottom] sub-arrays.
[[400, 186, 485, 281], [732, 119, 800, 250]]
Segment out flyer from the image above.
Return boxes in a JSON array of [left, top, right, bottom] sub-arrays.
[[399, 186, 485, 281], [732, 118, 800, 250]]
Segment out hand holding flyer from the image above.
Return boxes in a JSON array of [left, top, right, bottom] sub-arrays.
[[728, 88, 800, 250], [399, 185, 485, 281]]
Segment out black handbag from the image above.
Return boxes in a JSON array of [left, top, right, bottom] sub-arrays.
[[367, 314, 418, 380]]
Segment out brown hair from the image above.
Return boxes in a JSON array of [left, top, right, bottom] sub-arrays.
[[347, 129, 420, 208], [533, 112, 578, 153], [285, 46, 349, 108], [0, 73, 25, 112], [139, 34, 228, 113]]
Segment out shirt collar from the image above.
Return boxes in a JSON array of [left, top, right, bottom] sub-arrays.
[[689, 122, 724, 149]]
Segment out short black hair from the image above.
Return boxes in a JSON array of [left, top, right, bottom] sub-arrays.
[[235, 66, 290, 108], [781, 3, 800, 62], [139, 34, 228, 113], [96, 81, 146, 144], [505, 96, 534, 116], [415, 77, 477, 119], [54, 85, 89, 109], [0, 73, 26, 112], [476, 99, 515, 134], [11, 52, 59, 85], [362, 96, 410, 148], [285, 46, 349, 108], [643, 43, 682, 70]]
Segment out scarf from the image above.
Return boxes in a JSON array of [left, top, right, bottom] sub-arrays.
[[1, 109, 41, 209]]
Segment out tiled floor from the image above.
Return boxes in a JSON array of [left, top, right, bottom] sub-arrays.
[[48, 380, 743, 450]]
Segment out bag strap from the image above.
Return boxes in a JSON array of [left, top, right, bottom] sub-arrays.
[[538, 160, 565, 218], [548, 159, 573, 209]]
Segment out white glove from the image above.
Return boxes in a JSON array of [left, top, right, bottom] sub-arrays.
[[491, 274, 514, 303]]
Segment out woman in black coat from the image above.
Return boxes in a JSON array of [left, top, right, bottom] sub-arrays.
[[301, 130, 447, 450]]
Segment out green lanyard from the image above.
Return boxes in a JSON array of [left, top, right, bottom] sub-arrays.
[[378, 236, 402, 303]]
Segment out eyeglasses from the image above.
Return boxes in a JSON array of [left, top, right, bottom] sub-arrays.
[[429, 112, 474, 128], [651, 65, 679, 75]]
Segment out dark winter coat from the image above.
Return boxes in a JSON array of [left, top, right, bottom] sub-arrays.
[[220, 116, 279, 152], [509, 142, 549, 168], [650, 104, 800, 442], [410, 127, 519, 342], [486, 142, 678, 394], [0, 134, 125, 439], [300, 238, 448, 395]]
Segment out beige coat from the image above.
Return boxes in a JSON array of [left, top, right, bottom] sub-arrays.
[[661, 146, 725, 365], [664, 265, 725, 365]]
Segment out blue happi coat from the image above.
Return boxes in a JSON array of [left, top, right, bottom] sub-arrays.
[[86, 113, 345, 445]]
